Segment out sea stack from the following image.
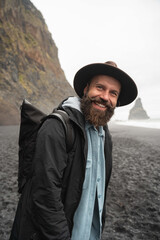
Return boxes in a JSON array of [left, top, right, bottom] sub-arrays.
[[128, 98, 150, 120]]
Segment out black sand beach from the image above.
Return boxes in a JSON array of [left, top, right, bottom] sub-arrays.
[[0, 123, 160, 240]]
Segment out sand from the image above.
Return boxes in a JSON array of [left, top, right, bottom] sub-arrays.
[[0, 124, 160, 240], [102, 123, 160, 240]]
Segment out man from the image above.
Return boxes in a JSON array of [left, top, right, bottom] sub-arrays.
[[10, 61, 138, 240]]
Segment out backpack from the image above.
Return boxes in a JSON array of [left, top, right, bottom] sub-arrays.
[[18, 99, 74, 193]]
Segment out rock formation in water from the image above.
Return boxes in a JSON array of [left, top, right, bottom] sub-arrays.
[[0, 0, 75, 125], [128, 98, 150, 120]]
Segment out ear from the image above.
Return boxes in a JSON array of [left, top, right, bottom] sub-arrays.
[[83, 84, 89, 95]]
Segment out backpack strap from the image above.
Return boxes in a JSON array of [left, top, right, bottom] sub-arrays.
[[47, 109, 75, 152]]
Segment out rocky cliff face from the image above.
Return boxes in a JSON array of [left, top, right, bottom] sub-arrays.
[[128, 98, 150, 120], [0, 0, 75, 125]]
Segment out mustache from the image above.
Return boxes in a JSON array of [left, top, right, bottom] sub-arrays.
[[88, 96, 114, 109]]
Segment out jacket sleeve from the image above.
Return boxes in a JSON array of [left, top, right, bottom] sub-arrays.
[[31, 118, 71, 240]]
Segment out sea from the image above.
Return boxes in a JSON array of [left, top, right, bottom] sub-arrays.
[[113, 119, 160, 129]]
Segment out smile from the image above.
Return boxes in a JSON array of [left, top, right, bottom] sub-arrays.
[[92, 101, 107, 110], [95, 102, 106, 108]]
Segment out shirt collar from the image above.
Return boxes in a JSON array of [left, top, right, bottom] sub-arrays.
[[85, 122, 105, 137]]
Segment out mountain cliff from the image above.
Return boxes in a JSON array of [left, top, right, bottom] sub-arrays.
[[0, 0, 75, 125], [128, 98, 150, 120]]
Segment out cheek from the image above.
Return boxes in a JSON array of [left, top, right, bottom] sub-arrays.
[[87, 88, 100, 98], [111, 98, 118, 108]]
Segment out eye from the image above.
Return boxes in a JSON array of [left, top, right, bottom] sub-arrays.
[[111, 91, 119, 97], [96, 85, 103, 90]]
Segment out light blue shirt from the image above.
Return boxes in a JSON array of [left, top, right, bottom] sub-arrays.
[[71, 123, 106, 240]]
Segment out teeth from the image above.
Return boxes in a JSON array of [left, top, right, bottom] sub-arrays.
[[95, 102, 106, 108]]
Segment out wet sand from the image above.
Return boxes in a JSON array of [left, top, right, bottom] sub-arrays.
[[0, 124, 160, 240]]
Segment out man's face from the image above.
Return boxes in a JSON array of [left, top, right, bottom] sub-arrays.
[[81, 75, 121, 127]]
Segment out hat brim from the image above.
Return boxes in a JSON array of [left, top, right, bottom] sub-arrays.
[[73, 63, 138, 107]]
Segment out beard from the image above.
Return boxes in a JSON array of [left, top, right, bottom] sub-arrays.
[[81, 94, 115, 127]]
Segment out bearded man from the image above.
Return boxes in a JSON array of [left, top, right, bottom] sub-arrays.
[[10, 61, 138, 240]]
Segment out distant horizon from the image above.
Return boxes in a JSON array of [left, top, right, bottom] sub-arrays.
[[111, 118, 160, 130]]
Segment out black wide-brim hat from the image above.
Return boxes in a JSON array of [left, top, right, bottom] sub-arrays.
[[73, 61, 138, 107]]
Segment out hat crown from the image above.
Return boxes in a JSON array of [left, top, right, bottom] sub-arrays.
[[105, 61, 117, 68]]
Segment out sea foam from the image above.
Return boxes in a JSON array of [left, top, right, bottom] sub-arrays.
[[114, 119, 160, 129]]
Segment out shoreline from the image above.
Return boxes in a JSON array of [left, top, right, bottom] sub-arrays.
[[113, 118, 160, 130], [108, 121, 160, 148]]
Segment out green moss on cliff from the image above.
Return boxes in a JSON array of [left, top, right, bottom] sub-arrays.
[[0, 0, 75, 125], [19, 73, 33, 94]]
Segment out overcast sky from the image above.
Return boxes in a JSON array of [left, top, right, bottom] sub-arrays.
[[31, 0, 160, 120]]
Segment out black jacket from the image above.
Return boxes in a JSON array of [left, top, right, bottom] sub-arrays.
[[9, 103, 112, 240]]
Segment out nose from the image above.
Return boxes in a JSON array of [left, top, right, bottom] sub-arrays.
[[100, 91, 109, 102]]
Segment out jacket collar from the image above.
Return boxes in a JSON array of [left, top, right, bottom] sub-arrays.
[[58, 98, 86, 130], [58, 97, 109, 133]]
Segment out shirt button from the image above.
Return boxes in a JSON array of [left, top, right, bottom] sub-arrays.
[[99, 209, 102, 213], [97, 178, 101, 182], [98, 194, 101, 198]]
